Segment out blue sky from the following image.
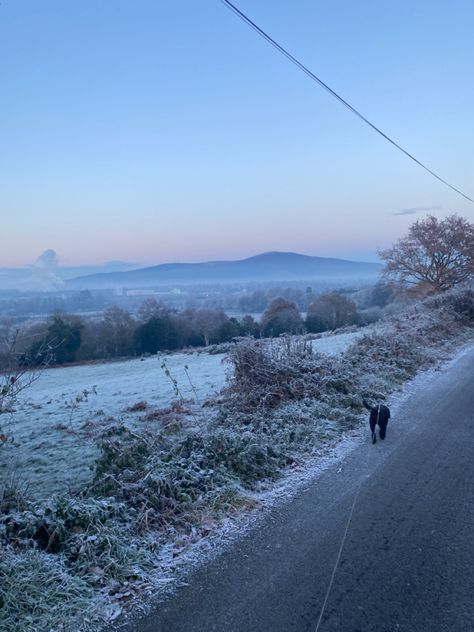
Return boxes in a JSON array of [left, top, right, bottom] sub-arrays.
[[1, 0, 473, 267]]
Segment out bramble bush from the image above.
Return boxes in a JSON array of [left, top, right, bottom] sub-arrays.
[[89, 426, 291, 530]]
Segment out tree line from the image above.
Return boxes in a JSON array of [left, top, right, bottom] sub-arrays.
[[4, 290, 376, 367]]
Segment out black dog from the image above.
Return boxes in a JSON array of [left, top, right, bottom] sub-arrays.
[[362, 400, 391, 444]]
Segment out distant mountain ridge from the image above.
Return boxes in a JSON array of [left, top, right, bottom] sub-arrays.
[[67, 251, 382, 289], [0, 260, 141, 291]]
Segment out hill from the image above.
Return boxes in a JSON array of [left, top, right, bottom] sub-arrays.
[[66, 251, 382, 289]]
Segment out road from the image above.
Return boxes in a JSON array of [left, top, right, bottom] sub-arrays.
[[127, 343, 474, 632]]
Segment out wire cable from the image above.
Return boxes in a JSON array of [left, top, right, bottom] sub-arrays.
[[220, 0, 474, 204]]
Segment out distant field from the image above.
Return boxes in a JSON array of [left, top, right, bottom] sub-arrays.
[[0, 330, 364, 498]]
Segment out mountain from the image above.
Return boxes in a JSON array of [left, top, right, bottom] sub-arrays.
[[66, 252, 382, 289], [57, 260, 141, 279]]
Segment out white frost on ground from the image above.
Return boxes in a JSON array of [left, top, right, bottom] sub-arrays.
[[309, 330, 365, 355], [0, 330, 362, 497]]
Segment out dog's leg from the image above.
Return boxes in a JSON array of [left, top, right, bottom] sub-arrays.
[[379, 420, 387, 440]]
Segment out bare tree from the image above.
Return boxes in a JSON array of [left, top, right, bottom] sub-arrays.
[[305, 292, 357, 333], [379, 214, 474, 295], [137, 298, 171, 322], [0, 329, 51, 444], [260, 298, 303, 337], [100, 306, 135, 357], [188, 309, 228, 346]]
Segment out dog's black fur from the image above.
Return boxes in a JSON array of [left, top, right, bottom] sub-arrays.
[[362, 400, 391, 444]]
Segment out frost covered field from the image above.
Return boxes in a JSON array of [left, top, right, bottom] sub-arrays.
[[0, 331, 363, 497]]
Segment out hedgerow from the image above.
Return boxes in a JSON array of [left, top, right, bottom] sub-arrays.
[[1, 287, 473, 631]]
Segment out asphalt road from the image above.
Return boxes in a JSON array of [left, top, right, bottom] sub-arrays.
[[128, 344, 474, 632]]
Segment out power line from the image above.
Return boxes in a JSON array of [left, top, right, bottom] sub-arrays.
[[220, 0, 474, 204]]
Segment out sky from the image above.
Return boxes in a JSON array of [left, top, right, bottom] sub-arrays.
[[1, 0, 473, 267]]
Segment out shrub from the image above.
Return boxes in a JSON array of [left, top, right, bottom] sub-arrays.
[[89, 427, 291, 529], [22, 315, 84, 366], [134, 316, 181, 353], [1, 495, 155, 590]]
